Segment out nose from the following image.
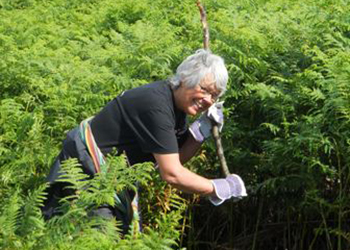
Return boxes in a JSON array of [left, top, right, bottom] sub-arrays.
[[202, 95, 213, 106]]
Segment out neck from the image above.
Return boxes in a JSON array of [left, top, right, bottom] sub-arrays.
[[172, 86, 183, 110]]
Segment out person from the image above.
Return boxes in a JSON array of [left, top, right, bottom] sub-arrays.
[[42, 49, 247, 234]]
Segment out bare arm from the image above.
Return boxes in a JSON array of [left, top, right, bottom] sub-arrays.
[[153, 152, 214, 196], [178, 133, 202, 164]]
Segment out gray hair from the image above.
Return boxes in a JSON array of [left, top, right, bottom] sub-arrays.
[[168, 49, 228, 96]]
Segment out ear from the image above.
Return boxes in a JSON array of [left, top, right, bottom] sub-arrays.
[[179, 81, 186, 88]]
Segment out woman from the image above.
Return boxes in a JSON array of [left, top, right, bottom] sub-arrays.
[[42, 49, 247, 233]]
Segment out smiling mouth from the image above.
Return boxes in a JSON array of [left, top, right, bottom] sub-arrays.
[[194, 100, 203, 110]]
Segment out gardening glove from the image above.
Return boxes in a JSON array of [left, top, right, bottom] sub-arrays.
[[189, 101, 224, 143], [209, 174, 247, 206]]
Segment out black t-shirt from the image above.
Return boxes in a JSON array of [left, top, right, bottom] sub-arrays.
[[90, 80, 188, 165]]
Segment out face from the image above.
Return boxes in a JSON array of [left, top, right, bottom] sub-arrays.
[[174, 74, 220, 116]]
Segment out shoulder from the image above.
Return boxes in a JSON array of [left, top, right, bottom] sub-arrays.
[[120, 80, 174, 112], [128, 80, 171, 98]]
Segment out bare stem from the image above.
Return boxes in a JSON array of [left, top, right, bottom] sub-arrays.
[[197, 0, 230, 177], [212, 125, 230, 177], [196, 0, 209, 50]]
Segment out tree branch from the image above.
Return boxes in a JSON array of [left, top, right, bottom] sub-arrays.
[[196, 0, 209, 50], [196, 0, 230, 177]]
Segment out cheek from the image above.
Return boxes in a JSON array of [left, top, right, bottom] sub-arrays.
[[185, 92, 198, 103], [191, 92, 204, 100]]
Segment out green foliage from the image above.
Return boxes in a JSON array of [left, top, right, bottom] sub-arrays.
[[1, 0, 350, 249], [190, 0, 350, 249], [0, 155, 184, 249]]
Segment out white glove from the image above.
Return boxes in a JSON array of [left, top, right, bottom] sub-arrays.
[[189, 102, 224, 143], [207, 101, 224, 131], [209, 174, 247, 206]]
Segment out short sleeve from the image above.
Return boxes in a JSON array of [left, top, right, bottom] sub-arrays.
[[128, 108, 179, 154]]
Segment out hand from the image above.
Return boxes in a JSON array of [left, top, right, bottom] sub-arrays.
[[207, 101, 224, 131], [189, 102, 224, 143], [209, 174, 247, 206]]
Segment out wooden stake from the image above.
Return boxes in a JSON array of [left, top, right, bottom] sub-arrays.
[[196, 0, 209, 50], [196, 0, 230, 177]]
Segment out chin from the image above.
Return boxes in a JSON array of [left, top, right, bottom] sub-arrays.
[[186, 107, 198, 116]]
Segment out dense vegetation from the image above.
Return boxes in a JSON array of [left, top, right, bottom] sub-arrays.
[[1, 0, 349, 249]]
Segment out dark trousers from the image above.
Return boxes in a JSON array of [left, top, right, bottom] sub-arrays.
[[41, 127, 134, 234]]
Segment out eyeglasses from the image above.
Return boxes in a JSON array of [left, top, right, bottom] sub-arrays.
[[198, 84, 220, 102]]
